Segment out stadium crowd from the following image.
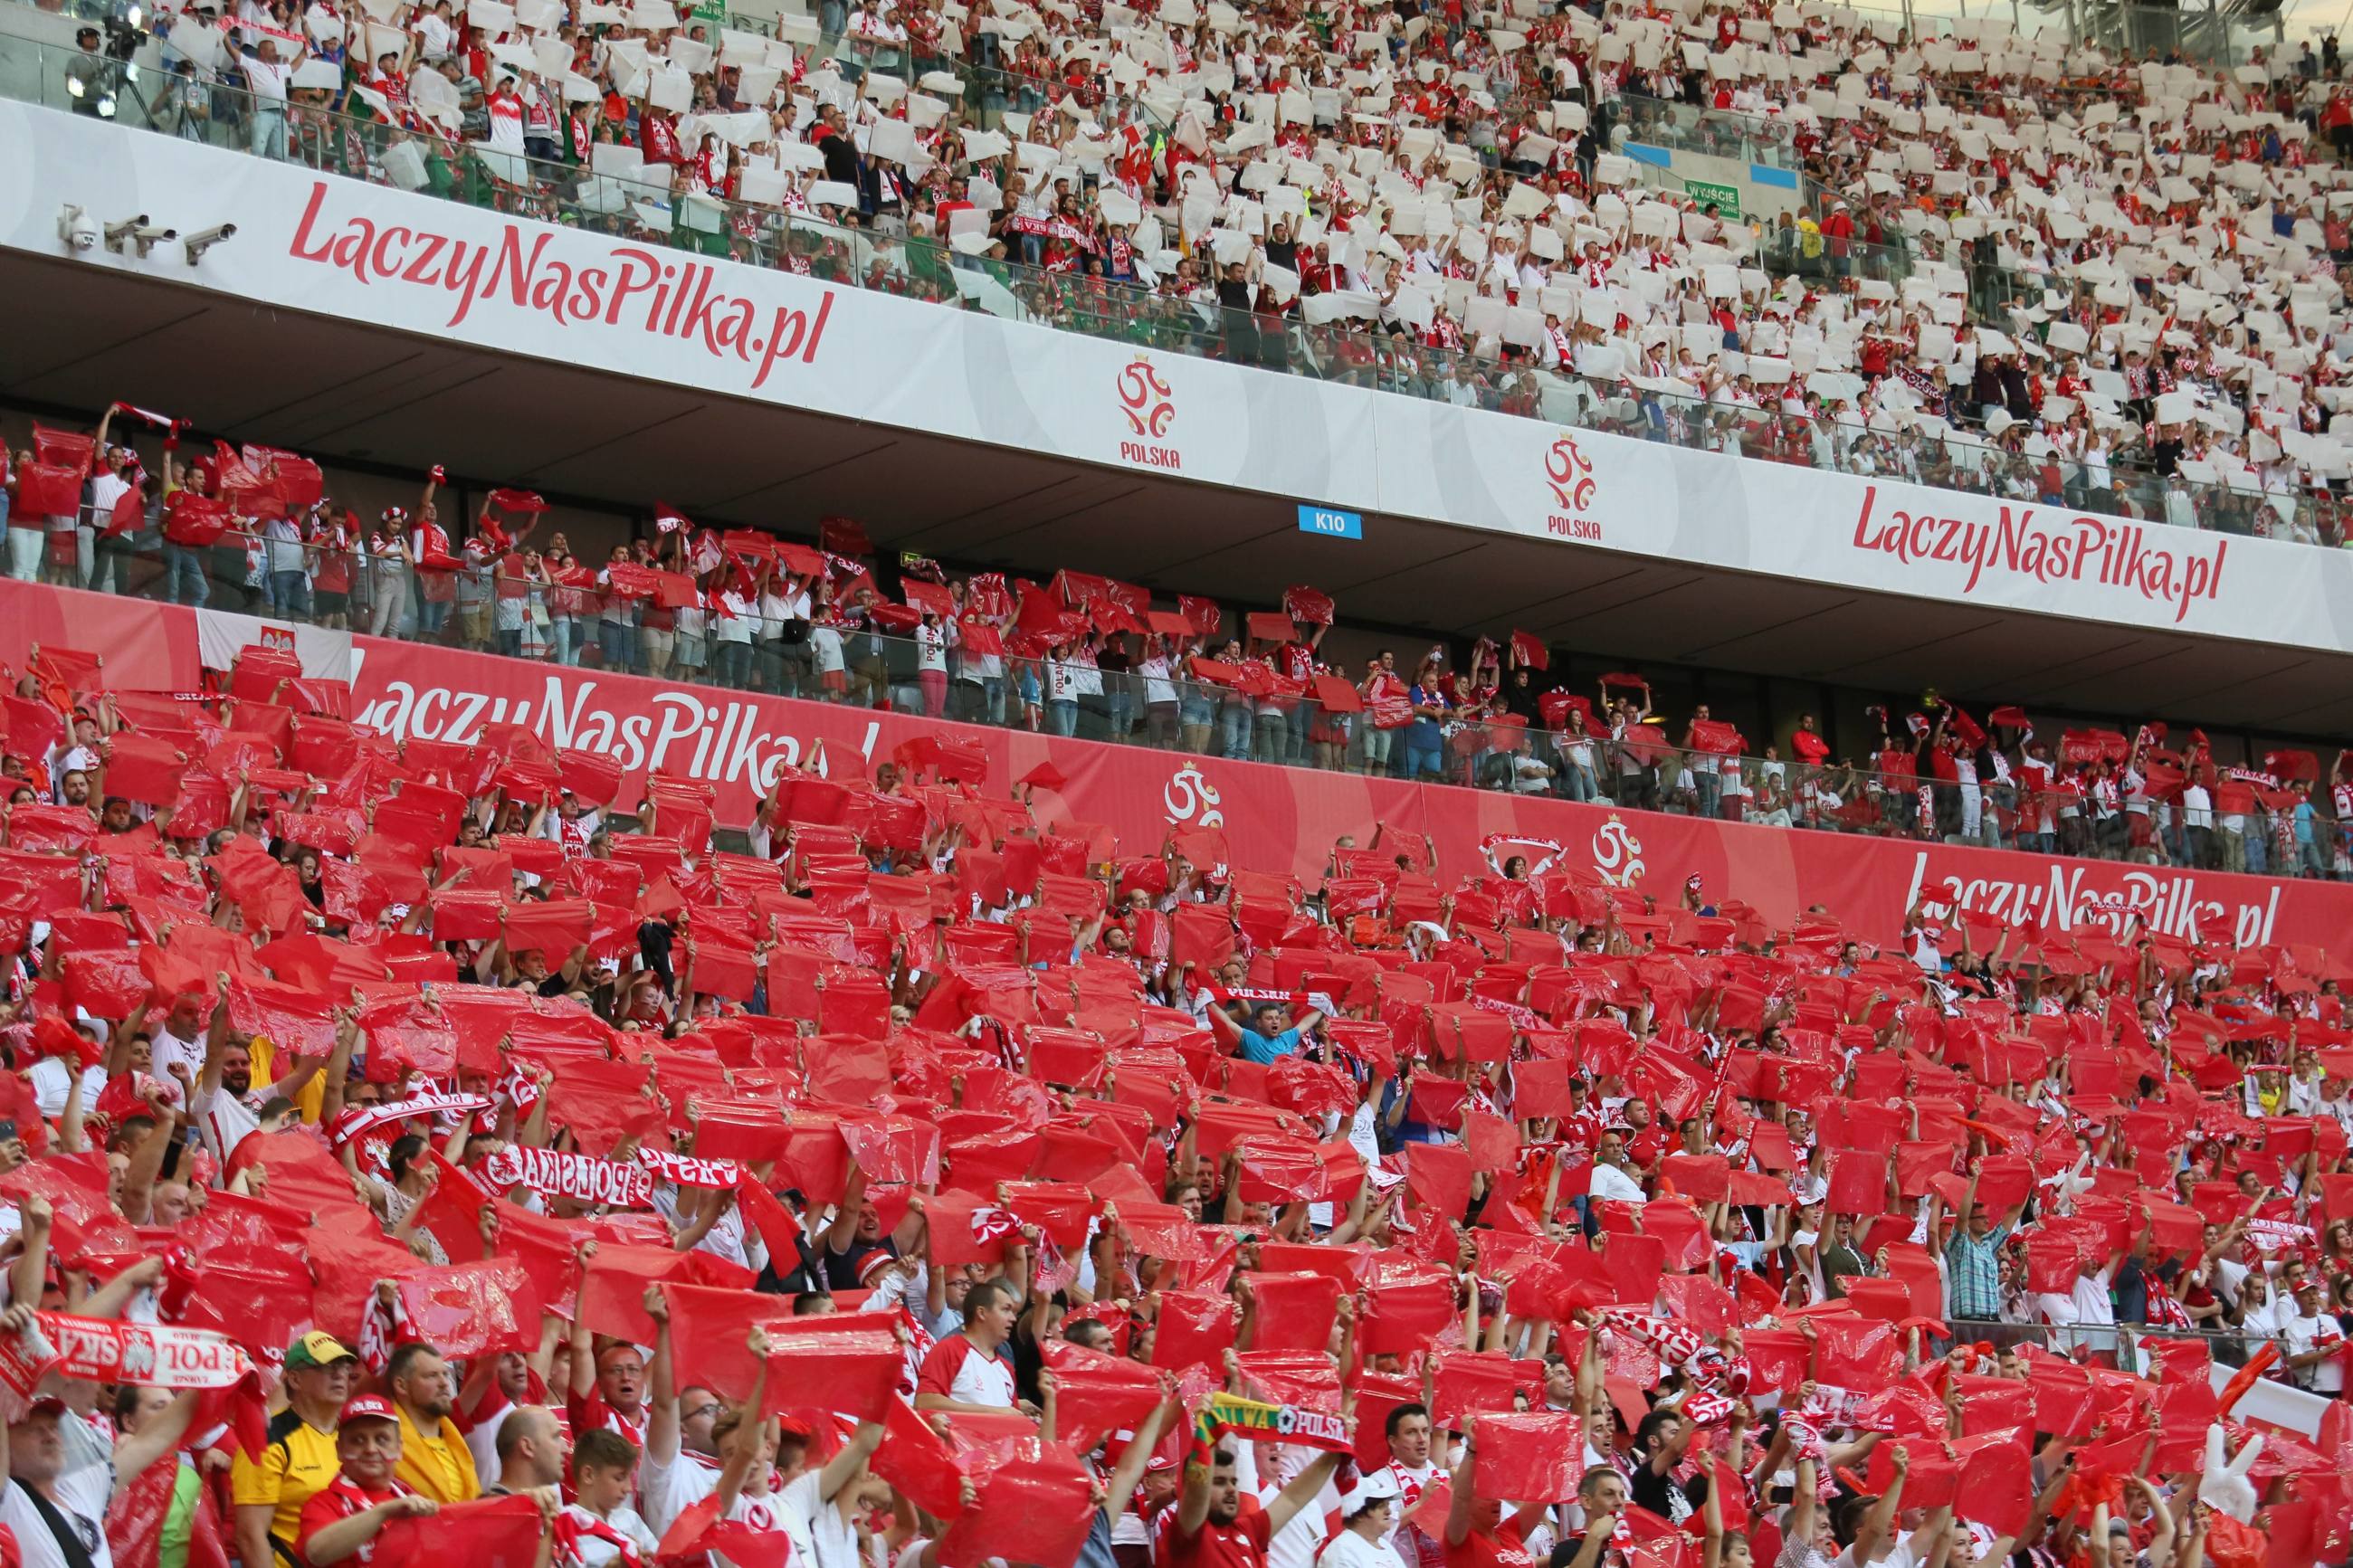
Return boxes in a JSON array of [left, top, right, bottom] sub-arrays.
[[11, 2, 2353, 1559], [37, 0, 2353, 541], [0, 576, 2343, 1568], [6, 404, 2351, 881]]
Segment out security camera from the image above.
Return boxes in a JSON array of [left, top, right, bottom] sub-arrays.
[[181, 223, 237, 264], [109, 218, 177, 259], [57, 204, 97, 253]]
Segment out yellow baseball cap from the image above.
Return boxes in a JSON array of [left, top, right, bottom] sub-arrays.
[[285, 1332, 357, 1372]]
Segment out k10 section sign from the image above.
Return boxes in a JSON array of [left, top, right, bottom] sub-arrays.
[[345, 636, 2350, 953], [8, 104, 2352, 652]]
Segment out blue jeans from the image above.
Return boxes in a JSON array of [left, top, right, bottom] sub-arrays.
[[1563, 761, 1598, 802], [1220, 704, 1252, 759], [1405, 740, 1444, 780], [717, 641, 752, 687], [1695, 770, 1722, 820], [601, 620, 638, 672], [418, 596, 449, 634], [552, 615, 579, 666], [1048, 698, 1078, 736], [1256, 711, 1289, 764], [1106, 689, 1134, 740], [165, 543, 209, 605], [250, 103, 287, 159], [271, 569, 310, 619]]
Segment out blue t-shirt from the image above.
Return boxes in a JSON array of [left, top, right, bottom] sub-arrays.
[[1408, 684, 1446, 745], [1234, 1025, 1304, 1064]]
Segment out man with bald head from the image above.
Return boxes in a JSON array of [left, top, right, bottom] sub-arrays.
[[489, 1406, 567, 1494]]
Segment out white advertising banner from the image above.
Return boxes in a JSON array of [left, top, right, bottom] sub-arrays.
[[5, 102, 2350, 652]]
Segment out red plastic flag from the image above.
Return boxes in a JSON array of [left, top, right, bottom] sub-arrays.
[[935, 1442, 1096, 1568], [374, 1491, 544, 1568], [1472, 1410, 1580, 1502]]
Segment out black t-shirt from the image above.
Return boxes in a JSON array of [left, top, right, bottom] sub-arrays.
[[822, 132, 858, 185], [821, 1236, 897, 1291], [1629, 1460, 1706, 1522], [1008, 1321, 1045, 1404]]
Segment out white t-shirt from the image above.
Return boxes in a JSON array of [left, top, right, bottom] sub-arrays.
[[1588, 1162, 1646, 1204], [148, 1028, 205, 1109], [778, 1468, 860, 1568], [191, 1081, 262, 1166], [558, 1503, 660, 1567], [917, 1335, 1016, 1409], [89, 473, 132, 532], [26, 1060, 105, 1120], [4, 1468, 115, 1568], [763, 587, 811, 635], [639, 1448, 723, 1538], [240, 52, 292, 101], [644, 1452, 781, 1568], [810, 625, 845, 675], [2283, 1308, 2347, 1392], [1834, 1531, 1921, 1568], [716, 593, 757, 644], [465, 1401, 513, 1491]]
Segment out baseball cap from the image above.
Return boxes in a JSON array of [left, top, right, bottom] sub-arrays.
[[13, 1395, 66, 1421], [286, 1332, 357, 1372], [1345, 1470, 1404, 1512], [339, 1394, 399, 1427]]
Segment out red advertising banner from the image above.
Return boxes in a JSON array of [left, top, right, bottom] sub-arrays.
[[335, 638, 2348, 952], [1, 574, 2328, 955]]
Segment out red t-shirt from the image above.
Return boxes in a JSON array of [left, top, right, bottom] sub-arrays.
[[1157, 1500, 1272, 1568], [296, 1472, 414, 1565], [1446, 1523, 1540, 1568]]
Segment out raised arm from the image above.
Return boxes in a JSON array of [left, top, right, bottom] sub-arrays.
[[1266, 1447, 1344, 1538], [714, 1326, 771, 1515], [1851, 1443, 1909, 1565], [113, 1387, 201, 1481], [643, 1287, 681, 1465]]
